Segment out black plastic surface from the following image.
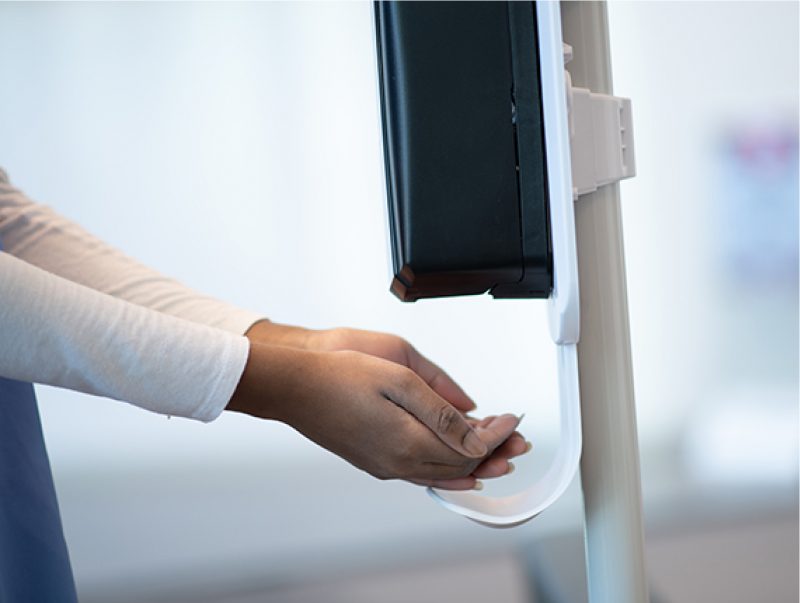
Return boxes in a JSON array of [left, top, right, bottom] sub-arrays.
[[375, 1, 552, 301]]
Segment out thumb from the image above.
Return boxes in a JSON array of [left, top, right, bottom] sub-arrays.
[[386, 370, 488, 458], [474, 414, 523, 452]]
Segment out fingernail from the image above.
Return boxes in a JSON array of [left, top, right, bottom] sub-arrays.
[[473, 480, 484, 491], [525, 441, 534, 454], [506, 462, 516, 475], [517, 413, 526, 424], [464, 430, 488, 457]]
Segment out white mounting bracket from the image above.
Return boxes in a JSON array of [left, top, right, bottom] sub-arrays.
[[564, 43, 636, 199]]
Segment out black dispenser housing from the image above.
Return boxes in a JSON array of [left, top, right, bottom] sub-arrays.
[[375, 1, 552, 302]]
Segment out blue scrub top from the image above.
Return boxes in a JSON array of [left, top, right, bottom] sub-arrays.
[[0, 239, 77, 601]]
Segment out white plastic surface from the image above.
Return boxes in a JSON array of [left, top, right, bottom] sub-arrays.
[[427, 1, 583, 528], [568, 83, 636, 198], [428, 344, 581, 527], [545, 23, 581, 347]]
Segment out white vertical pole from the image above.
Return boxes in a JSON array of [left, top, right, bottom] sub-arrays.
[[559, 2, 650, 602]]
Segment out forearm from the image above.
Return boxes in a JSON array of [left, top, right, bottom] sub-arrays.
[[0, 252, 247, 421]]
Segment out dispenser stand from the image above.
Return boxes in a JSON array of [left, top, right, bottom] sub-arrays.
[[561, 2, 650, 602]]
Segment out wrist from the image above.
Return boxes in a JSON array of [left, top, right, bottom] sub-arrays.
[[227, 337, 348, 429], [226, 341, 315, 422]]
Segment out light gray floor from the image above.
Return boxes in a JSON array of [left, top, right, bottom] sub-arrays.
[[524, 508, 798, 603], [232, 553, 532, 603]]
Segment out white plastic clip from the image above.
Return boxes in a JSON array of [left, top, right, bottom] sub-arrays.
[[564, 46, 636, 199]]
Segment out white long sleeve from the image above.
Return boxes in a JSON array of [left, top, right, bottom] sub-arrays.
[[0, 169, 263, 334], [0, 169, 264, 421], [0, 252, 248, 421]]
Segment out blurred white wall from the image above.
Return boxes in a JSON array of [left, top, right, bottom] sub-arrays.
[[0, 1, 797, 600], [607, 1, 798, 482]]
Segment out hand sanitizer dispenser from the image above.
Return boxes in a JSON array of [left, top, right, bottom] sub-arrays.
[[374, 1, 634, 527]]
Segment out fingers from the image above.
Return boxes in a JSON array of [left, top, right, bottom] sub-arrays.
[[404, 423, 531, 484], [470, 431, 527, 478], [471, 456, 512, 479], [407, 414, 528, 481], [410, 476, 480, 491], [492, 432, 529, 459], [386, 371, 488, 459], [404, 345, 477, 412], [465, 415, 528, 459], [468, 416, 527, 479], [474, 414, 522, 452], [420, 432, 530, 482], [470, 415, 497, 428]]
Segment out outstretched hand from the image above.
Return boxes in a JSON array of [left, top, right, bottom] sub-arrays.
[[235, 322, 530, 490], [311, 327, 530, 489]]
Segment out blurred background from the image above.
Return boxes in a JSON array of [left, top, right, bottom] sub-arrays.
[[0, 1, 797, 602]]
